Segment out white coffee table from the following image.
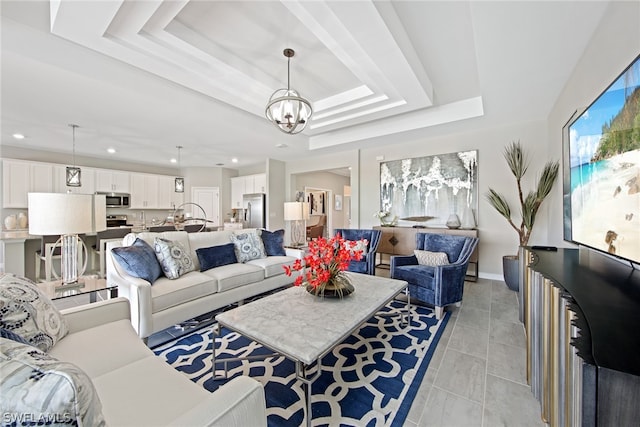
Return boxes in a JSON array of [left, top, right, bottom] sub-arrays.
[[213, 272, 409, 426]]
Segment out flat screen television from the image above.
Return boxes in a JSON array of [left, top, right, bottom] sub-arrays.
[[563, 54, 640, 266]]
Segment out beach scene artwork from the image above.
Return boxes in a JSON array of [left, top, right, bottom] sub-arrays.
[[567, 55, 640, 263], [380, 150, 478, 227]]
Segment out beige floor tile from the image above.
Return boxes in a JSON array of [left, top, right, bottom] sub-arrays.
[[487, 341, 527, 385], [448, 324, 489, 359], [419, 387, 483, 427], [434, 349, 486, 403]]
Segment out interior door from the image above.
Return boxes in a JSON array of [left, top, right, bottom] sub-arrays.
[[191, 187, 219, 227]]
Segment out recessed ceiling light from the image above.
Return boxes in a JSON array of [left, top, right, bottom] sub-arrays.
[[12, 133, 25, 140], [276, 143, 288, 148], [107, 148, 116, 154], [216, 163, 225, 166], [231, 158, 238, 163], [170, 158, 177, 163]]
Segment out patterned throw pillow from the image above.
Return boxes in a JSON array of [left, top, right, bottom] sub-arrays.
[[0, 337, 106, 426], [0, 273, 68, 352], [345, 239, 369, 256], [154, 238, 196, 279], [260, 229, 286, 256], [414, 250, 450, 266], [230, 230, 267, 263], [111, 238, 162, 284]]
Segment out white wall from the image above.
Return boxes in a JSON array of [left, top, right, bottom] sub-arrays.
[[359, 120, 550, 278], [546, 1, 640, 247]]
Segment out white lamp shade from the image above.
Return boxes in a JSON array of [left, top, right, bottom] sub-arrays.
[[284, 202, 310, 221], [92, 194, 107, 232], [28, 193, 94, 235]]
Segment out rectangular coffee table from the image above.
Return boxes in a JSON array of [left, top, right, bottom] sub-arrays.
[[213, 272, 409, 426]]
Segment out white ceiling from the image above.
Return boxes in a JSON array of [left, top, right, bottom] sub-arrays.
[[1, 1, 610, 169]]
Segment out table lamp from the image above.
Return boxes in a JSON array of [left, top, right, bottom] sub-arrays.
[[284, 201, 310, 247], [28, 193, 106, 285]]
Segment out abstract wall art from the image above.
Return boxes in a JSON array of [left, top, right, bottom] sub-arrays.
[[380, 150, 478, 227]]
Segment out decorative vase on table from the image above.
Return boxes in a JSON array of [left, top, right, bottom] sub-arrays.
[[446, 214, 461, 229], [4, 215, 17, 230], [284, 234, 365, 299], [17, 212, 28, 229]]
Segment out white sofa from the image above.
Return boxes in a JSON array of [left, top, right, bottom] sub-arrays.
[[107, 229, 300, 339], [52, 297, 267, 426]]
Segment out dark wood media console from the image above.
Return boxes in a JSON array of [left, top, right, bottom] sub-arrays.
[[520, 247, 640, 426]]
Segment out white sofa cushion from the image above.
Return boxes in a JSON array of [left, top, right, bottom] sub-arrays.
[[92, 356, 210, 427], [49, 319, 150, 378], [246, 256, 297, 278], [203, 263, 265, 292], [150, 272, 217, 313]]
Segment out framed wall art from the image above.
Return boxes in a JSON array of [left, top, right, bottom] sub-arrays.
[[334, 194, 343, 211], [380, 150, 478, 227]]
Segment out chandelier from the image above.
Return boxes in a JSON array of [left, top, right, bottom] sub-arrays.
[[66, 124, 81, 187], [265, 48, 312, 135]]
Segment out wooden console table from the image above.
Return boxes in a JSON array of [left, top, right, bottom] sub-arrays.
[[520, 247, 640, 426], [373, 226, 478, 281]]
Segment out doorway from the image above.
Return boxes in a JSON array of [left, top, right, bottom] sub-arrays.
[[191, 187, 220, 227], [305, 186, 332, 238]]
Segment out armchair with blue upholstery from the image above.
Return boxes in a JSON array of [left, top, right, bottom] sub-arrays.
[[334, 228, 382, 275], [390, 233, 478, 319]]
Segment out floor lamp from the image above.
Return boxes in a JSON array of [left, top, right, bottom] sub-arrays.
[[28, 193, 105, 285], [284, 201, 310, 247]]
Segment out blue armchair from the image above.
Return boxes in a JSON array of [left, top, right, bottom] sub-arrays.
[[390, 233, 478, 319], [334, 228, 382, 275]]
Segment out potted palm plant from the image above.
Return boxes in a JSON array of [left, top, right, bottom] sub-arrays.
[[486, 141, 559, 291]]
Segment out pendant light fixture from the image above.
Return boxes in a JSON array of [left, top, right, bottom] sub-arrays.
[[265, 48, 312, 135], [175, 145, 184, 193], [66, 124, 81, 187]]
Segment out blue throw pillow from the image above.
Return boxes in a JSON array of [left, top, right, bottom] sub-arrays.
[[196, 243, 238, 271], [111, 238, 162, 284], [261, 229, 286, 256]]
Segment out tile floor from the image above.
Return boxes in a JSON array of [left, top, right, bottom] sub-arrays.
[[52, 273, 547, 426], [402, 277, 546, 427]]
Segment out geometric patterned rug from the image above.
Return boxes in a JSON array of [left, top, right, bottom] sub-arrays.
[[154, 300, 450, 426]]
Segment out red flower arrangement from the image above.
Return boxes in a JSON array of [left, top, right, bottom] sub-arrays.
[[284, 233, 365, 297]]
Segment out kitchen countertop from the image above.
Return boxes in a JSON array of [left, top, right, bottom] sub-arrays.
[[0, 230, 39, 241]]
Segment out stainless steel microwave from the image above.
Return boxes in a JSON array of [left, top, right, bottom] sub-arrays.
[[97, 192, 130, 208]]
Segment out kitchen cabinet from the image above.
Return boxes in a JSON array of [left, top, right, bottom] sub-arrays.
[[53, 165, 96, 194], [230, 173, 266, 209], [130, 173, 159, 209], [95, 169, 130, 193], [157, 175, 184, 210], [2, 159, 53, 208]]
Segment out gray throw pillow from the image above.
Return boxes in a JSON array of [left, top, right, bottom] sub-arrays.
[[0, 273, 68, 352], [0, 337, 106, 426], [230, 230, 267, 263], [414, 250, 450, 266], [154, 238, 195, 279]]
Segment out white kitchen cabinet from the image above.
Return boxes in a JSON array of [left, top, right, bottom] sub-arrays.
[[95, 169, 130, 193], [252, 173, 266, 193], [230, 176, 246, 208], [2, 160, 30, 208], [2, 159, 55, 208], [130, 173, 159, 209], [157, 175, 184, 210], [230, 173, 266, 209], [53, 165, 96, 194]]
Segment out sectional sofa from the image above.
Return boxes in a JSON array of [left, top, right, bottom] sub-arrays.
[[106, 228, 300, 339]]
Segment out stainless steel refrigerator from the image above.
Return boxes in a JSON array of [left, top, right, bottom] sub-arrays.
[[243, 193, 266, 229]]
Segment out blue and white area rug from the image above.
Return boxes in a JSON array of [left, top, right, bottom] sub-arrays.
[[154, 300, 450, 426]]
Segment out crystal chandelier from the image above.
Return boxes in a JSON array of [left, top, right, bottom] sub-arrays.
[[265, 48, 312, 135]]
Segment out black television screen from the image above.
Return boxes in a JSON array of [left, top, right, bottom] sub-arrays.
[[563, 54, 640, 265]]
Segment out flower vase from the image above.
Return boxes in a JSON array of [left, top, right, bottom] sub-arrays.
[[446, 213, 461, 229], [306, 273, 355, 298]]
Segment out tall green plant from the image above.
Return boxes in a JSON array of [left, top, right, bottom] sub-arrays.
[[486, 141, 559, 249]]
